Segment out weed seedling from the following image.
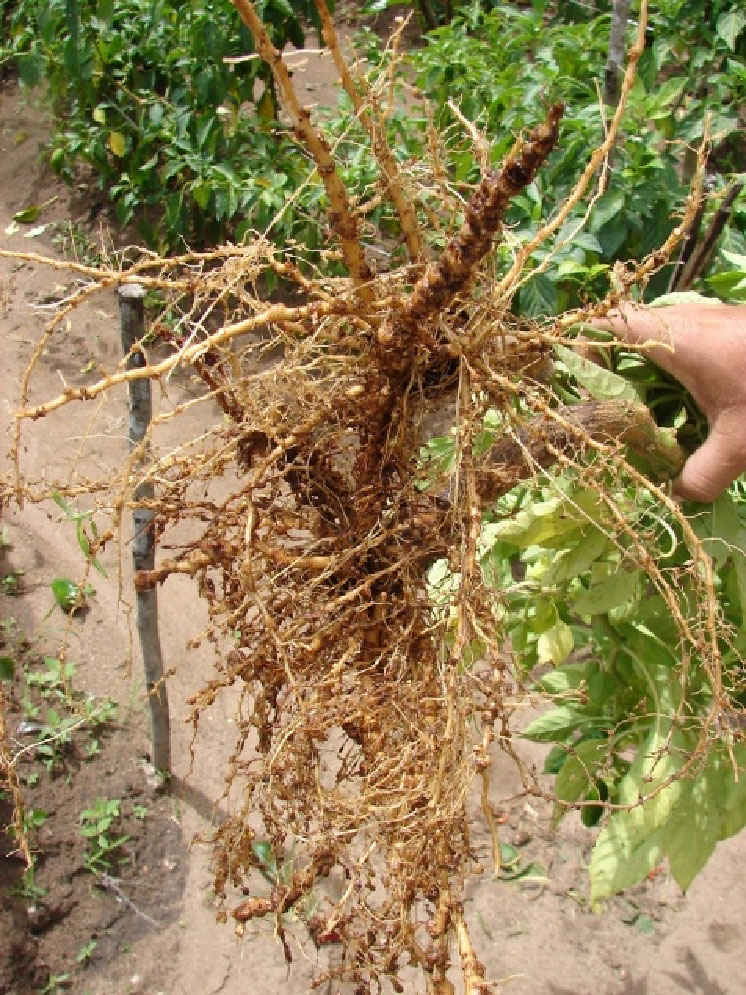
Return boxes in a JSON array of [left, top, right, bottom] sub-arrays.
[[11, 865, 47, 901], [25, 657, 75, 700], [1, 568, 23, 595], [78, 798, 130, 873], [41, 972, 70, 994], [76, 938, 98, 965]]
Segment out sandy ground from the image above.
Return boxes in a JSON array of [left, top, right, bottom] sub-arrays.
[[2, 54, 746, 995]]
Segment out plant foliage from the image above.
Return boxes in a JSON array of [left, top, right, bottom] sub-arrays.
[[1, 0, 332, 249]]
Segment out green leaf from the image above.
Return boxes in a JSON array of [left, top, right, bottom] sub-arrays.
[[543, 743, 568, 774], [521, 705, 587, 743], [650, 291, 711, 308], [591, 190, 625, 231], [499, 842, 520, 869], [97, 0, 115, 22], [191, 183, 211, 210], [717, 9, 746, 50], [529, 598, 557, 635], [257, 88, 276, 121], [518, 272, 558, 317], [648, 76, 686, 113], [665, 780, 719, 892], [540, 527, 609, 586], [590, 811, 667, 903], [537, 661, 588, 695], [51, 578, 80, 612], [692, 492, 746, 567], [706, 271, 746, 303], [13, 206, 42, 224], [580, 781, 606, 827], [721, 249, 746, 272], [570, 232, 603, 254], [555, 739, 606, 807], [537, 619, 574, 666], [501, 859, 549, 883], [591, 726, 692, 900], [17, 50, 44, 89], [555, 345, 639, 402], [251, 839, 278, 880], [488, 490, 605, 548], [0, 657, 15, 681], [573, 569, 641, 616]]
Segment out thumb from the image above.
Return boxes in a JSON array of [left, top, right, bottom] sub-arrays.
[[675, 415, 746, 503]]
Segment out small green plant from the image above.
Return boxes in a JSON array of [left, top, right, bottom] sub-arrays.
[[79, 797, 130, 873], [17, 657, 118, 774], [10, 865, 47, 901], [25, 656, 75, 699], [76, 938, 98, 965], [132, 804, 148, 821], [34, 709, 80, 773], [20, 807, 48, 833], [1, 568, 23, 595], [40, 972, 70, 995], [49, 221, 102, 266], [83, 695, 117, 728], [51, 493, 107, 578], [83, 737, 101, 759]]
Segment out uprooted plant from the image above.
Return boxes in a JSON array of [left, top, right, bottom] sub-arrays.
[[3, 1, 746, 991]]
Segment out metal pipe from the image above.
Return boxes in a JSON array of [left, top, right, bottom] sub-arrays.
[[118, 283, 171, 774]]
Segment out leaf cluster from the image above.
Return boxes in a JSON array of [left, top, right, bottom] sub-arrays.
[[481, 429, 746, 901], [1, 0, 332, 250], [403, 0, 746, 310]]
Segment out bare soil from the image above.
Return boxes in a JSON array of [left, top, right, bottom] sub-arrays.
[[2, 41, 746, 995]]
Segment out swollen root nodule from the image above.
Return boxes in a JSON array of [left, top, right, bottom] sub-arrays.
[[377, 103, 565, 364]]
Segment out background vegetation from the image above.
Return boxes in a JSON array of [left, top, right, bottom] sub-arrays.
[[2, 0, 744, 294]]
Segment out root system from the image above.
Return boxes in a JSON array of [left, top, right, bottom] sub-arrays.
[[1, 2, 738, 991]]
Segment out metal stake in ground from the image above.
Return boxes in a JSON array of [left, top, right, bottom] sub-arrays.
[[118, 283, 171, 774]]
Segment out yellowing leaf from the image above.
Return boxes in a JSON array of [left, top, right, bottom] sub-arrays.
[[108, 131, 126, 157], [537, 619, 574, 666], [590, 811, 667, 903], [555, 344, 639, 403], [257, 88, 276, 121], [650, 291, 711, 308], [13, 205, 41, 223], [93, 106, 107, 124], [488, 490, 605, 549]]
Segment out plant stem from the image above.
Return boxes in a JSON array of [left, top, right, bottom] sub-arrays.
[[231, 0, 373, 292]]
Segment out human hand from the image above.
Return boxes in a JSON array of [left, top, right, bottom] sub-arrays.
[[591, 301, 746, 502]]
